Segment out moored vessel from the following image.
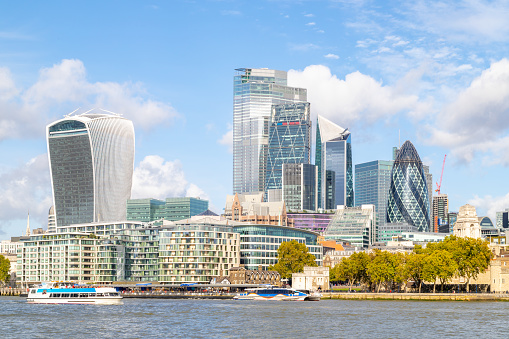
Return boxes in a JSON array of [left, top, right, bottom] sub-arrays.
[[26, 282, 123, 305], [234, 286, 309, 301]]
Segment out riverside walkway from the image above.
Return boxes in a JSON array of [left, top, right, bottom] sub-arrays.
[[322, 292, 509, 301]]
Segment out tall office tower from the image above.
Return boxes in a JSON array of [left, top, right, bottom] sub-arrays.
[[282, 163, 317, 211], [496, 209, 509, 229], [315, 122, 323, 209], [265, 103, 311, 194], [355, 160, 393, 240], [432, 194, 449, 233], [47, 109, 135, 227], [233, 68, 307, 194], [448, 212, 458, 233], [386, 140, 431, 232], [315, 115, 353, 208], [324, 170, 336, 209], [393, 145, 433, 230]]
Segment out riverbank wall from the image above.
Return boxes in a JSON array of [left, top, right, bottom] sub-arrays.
[[123, 293, 233, 300], [0, 288, 24, 296], [322, 292, 509, 301]]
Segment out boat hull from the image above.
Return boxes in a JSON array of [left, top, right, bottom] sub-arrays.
[[26, 297, 123, 305]]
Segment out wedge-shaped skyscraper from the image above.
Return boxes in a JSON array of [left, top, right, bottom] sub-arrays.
[[315, 115, 353, 209], [47, 109, 135, 227], [386, 140, 430, 232]]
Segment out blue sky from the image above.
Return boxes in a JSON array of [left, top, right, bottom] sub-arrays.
[[1, 0, 509, 238]]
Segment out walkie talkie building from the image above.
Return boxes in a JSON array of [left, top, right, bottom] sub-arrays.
[[47, 109, 135, 227], [386, 140, 431, 232]]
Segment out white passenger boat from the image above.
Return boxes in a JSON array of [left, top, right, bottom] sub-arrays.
[[27, 282, 123, 305], [234, 287, 309, 301]]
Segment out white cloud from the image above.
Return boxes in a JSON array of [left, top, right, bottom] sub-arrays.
[[287, 65, 425, 127], [324, 53, 340, 59], [304, 13, 314, 17], [289, 43, 319, 51], [306, 22, 316, 26], [409, 0, 509, 43], [221, 10, 241, 16], [218, 125, 233, 154], [0, 154, 52, 234], [0, 59, 178, 140], [428, 58, 509, 165], [131, 155, 208, 200], [469, 193, 509, 223]]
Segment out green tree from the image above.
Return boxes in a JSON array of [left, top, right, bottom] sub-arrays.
[[0, 254, 10, 286], [440, 236, 492, 292], [366, 250, 401, 292], [422, 249, 457, 293], [330, 252, 371, 291], [404, 251, 426, 293], [269, 240, 317, 279]]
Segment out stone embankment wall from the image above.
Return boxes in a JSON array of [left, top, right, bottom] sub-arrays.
[[322, 292, 509, 301], [0, 288, 24, 296]]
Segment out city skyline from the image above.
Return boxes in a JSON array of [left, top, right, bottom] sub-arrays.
[[1, 1, 509, 237]]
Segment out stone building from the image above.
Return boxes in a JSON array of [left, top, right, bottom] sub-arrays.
[[224, 193, 294, 227], [292, 266, 330, 291], [228, 266, 281, 286], [453, 204, 481, 239]]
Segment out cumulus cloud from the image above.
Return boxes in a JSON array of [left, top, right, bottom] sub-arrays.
[[428, 58, 509, 165], [131, 155, 208, 200], [287, 65, 426, 127], [218, 126, 233, 154], [469, 193, 509, 223], [0, 59, 178, 140], [0, 154, 52, 234]]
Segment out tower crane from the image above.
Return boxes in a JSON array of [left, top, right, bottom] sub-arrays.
[[435, 154, 447, 195]]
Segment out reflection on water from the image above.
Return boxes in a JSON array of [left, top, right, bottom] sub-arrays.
[[1, 297, 509, 338]]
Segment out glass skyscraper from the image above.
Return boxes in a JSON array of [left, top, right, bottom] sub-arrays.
[[282, 163, 317, 211], [47, 109, 135, 227], [265, 102, 311, 193], [386, 140, 431, 232], [315, 115, 353, 209], [355, 160, 393, 240], [233, 68, 307, 194]]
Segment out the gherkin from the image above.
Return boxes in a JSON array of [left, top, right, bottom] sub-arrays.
[[386, 140, 430, 232]]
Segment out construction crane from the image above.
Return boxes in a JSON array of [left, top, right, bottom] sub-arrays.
[[435, 154, 447, 195]]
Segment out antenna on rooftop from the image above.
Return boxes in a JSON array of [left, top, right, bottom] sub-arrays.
[[64, 107, 81, 118]]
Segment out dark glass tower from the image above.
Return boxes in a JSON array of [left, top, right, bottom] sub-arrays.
[[265, 102, 311, 193], [386, 140, 431, 232]]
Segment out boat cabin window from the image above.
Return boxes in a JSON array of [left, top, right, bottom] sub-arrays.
[[61, 293, 70, 298], [89, 293, 96, 297], [30, 289, 36, 293], [79, 293, 88, 298], [50, 293, 61, 298], [96, 293, 104, 297], [70, 293, 79, 298]]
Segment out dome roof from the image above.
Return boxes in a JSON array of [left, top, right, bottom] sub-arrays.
[[395, 140, 422, 163]]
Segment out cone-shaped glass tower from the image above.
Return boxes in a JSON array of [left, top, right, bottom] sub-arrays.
[[386, 140, 430, 231]]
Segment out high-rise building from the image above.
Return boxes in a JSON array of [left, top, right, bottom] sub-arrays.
[[323, 205, 376, 248], [47, 110, 135, 227], [47, 206, 56, 233], [265, 103, 311, 194], [355, 160, 393, 240], [496, 209, 509, 229], [386, 140, 431, 232], [315, 115, 353, 208], [233, 68, 307, 194], [448, 212, 458, 233], [324, 170, 336, 209], [432, 194, 449, 233], [282, 163, 317, 211]]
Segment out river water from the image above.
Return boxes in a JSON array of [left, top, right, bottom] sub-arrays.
[[2, 296, 508, 338]]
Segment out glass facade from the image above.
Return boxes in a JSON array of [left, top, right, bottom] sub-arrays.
[[323, 205, 375, 248], [126, 197, 209, 223], [282, 163, 317, 211], [316, 115, 353, 208], [355, 160, 393, 241], [315, 123, 322, 209], [233, 68, 307, 194], [324, 170, 336, 209], [233, 225, 322, 270], [386, 141, 431, 232], [265, 103, 311, 194], [287, 212, 335, 233], [47, 111, 135, 227]]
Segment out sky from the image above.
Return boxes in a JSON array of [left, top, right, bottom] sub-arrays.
[[1, 0, 509, 238]]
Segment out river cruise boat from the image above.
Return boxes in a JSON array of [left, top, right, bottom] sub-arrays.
[[234, 287, 309, 301], [26, 282, 123, 305]]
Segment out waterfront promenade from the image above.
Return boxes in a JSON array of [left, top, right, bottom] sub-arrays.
[[322, 292, 509, 301]]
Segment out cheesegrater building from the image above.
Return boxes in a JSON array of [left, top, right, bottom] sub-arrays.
[[386, 140, 431, 232], [47, 109, 135, 227]]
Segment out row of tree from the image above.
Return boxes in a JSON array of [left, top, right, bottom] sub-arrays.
[[330, 236, 493, 293]]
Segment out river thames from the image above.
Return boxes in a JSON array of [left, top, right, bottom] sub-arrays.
[[2, 296, 508, 338]]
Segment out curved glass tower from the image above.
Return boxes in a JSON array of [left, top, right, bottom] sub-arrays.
[[47, 109, 135, 227], [386, 140, 430, 232]]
